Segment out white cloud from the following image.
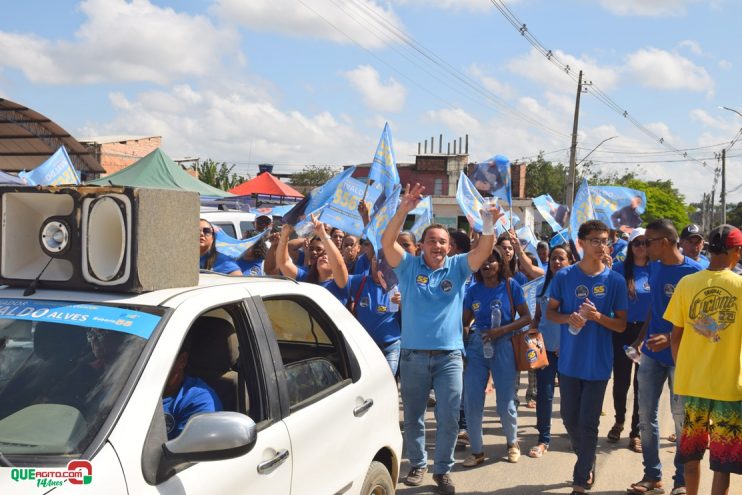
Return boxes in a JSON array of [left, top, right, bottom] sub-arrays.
[[466, 65, 517, 100], [343, 65, 407, 112], [599, 0, 701, 17], [678, 40, 703, 55], [392, 0, 514, 13], [719, 59, 732, 70], [213, 0, 404, 49], [506, 48, 620, 94], [625, 48, 713, 93], [0, 0, 239, 85]]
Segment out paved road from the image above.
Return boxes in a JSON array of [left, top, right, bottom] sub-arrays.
[[396, 373, 740, 494]]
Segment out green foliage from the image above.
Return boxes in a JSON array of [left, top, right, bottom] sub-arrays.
[[525, 153, 569, 203], [192, 159, 246, 191], [290, 165, 340, 188], [727, 202, 742, 228]]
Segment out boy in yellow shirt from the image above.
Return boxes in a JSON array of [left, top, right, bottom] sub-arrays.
[[667, 224, 742, 495]]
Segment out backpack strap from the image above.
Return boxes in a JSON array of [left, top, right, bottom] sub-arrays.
[[350, 275, 368, 316]]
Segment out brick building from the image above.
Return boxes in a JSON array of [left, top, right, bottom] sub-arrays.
[[79, 135, 161, 176]]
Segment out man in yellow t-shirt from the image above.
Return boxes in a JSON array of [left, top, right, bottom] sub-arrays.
[[666, 224, 742, 495]]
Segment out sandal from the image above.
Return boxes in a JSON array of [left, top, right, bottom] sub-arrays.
[[526, 399, 537, 409], [462, 452, 485, 467], [528, 443, 548, 458], [608, 423, 624, 443], [627, 479, 665, 494], [630, 436, 643, 453], [670, 487, 686, 495]]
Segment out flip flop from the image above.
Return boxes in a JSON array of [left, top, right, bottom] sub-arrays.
[[528, 443, 548, 458], [608, 423, 624, 443], [627, 480, 665, 494]]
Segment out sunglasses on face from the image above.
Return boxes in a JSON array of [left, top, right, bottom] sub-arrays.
[[644, 237, 666, 246], [200, 227, 214, 237], [632, 240, 647, 247]]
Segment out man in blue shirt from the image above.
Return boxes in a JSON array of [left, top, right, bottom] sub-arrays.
[[381, 183, 499, 495], [547, 220, 628, 494], [626, 219, 703, 495], [679, 224, 710, 269]]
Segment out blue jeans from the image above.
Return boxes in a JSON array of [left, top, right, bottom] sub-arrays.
[[560, 374, 608, 489], [463, 334, 518, 453], [380, 340, 401, 376], [400, 348, 463, 475], [637, 354, 685, 486], [535, 351, 559, 445]]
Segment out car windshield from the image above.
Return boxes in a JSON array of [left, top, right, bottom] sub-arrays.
[[0, 298, 163, 459]]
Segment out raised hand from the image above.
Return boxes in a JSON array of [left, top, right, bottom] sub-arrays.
[[399, 183, 425, 214], [310, 213, 325, 237]]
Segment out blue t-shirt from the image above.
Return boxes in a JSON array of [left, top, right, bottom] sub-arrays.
[[162, 375, 222, 440], [537, 281, 561, 352], [394, 252, 472, 350], [353, 253, 371, 275], [464, 278, 526, 340], [694, 254, 710, 269], [549, 264, 629, 381], [200, 252, 241, 275], [612, 238, 628, 262], [296, 266, 355, 306], [613, 262, 651, 323], [348, 275, 401, 345], [644, 257, 703, 365], [513, 271, 528, 286], [236, 258, 264, 276]]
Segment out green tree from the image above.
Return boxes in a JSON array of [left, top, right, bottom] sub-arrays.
[[727, 202, 742, 227], [525, 153, 569, 203], [191, 159, 246, 191], [290, 165, 340, 188]]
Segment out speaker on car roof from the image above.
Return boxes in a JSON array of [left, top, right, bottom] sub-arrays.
[[0, 185, 200, 293]]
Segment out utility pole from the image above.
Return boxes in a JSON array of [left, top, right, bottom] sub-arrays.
[[721, 148, 726, 224], [566, 70, 583, 210]]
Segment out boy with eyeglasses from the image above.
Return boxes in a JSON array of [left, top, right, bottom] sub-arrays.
[[627, 219, 703, 495], [546, 220, 628, 494]]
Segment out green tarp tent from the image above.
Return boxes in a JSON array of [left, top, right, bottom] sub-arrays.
[[87, 148, 234, 197]]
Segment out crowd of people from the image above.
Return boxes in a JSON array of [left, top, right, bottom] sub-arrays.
[[197, 187, 741, 495]]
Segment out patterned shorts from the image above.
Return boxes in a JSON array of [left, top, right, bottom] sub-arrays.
[[679, 396, 742, 474]]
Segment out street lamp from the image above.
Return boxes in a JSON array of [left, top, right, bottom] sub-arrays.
[[717, 106, 742, 224]]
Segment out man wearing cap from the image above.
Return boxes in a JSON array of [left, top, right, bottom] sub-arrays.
[[255, 215, 273, 233], [680, 224, 710, 269], [666, 224, 742, 495]]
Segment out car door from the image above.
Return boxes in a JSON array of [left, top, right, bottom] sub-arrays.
[[258, 295, 376, 495]]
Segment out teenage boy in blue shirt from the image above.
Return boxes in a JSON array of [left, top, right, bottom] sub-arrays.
[[547, 220, 628, 494], [626, 219, 703, 495], [381, 183, 500, 495]]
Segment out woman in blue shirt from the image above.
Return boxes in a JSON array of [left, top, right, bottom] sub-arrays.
[[275, 215, 350, 305], [236, 229, 266, 276], [199, 219, 242, 276], [528, 244, 574, 459], [461, 246, 531, 468], [609, 228, 650, 451]]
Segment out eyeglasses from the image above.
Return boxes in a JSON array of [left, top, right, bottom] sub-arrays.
[[644, 236, 666, 246], [200, 227, 214, 237], [86, 330, 105, 343], [584, 238, 613, 247], [632, 240, 647, 247]]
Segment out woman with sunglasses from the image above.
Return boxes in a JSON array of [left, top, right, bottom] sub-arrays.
[[461, 246, 531, 467], [199, 219, 242, 276], [276, 214, 351, 304], [529, 244, 575, 459], [609, 228, 650, 451]]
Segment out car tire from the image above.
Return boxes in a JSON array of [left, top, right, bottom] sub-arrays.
[[360, 460, 394, 495]]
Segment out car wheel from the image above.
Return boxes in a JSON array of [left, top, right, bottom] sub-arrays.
[[360, 460, 394, 495]]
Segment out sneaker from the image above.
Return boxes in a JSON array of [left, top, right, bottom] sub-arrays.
[[456, 431, 469, 447], [462, 452, 485, 467], [432, 473, 456, 494], [507, 443, 521, 463], [404, 466, 427, 486]]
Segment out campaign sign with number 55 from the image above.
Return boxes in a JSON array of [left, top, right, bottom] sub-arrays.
[[320, 177, 381, 236]]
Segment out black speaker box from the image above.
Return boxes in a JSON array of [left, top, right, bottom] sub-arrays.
[[0, 185, 200, 293]]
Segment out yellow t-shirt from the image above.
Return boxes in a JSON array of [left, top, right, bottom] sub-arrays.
[[664, 269, 742, 401]]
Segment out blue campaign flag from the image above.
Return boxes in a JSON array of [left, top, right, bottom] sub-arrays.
[[533, 194, 569, 232], [550, 228, 570, 249], [364, 184, 401, 254], [19, 146, 80, 186], [367, 123, 399, 204], [516, 226, 540, 261], [283, 166, 356, 226], [456, 171, 485, 232], [469, 154, 512, 207], [409, 196, 432, 242], [521, 277, 545, 323], [590, 186, 646, 233], [569, 179, 596, 256], [320, 177, 381, 237], [214, 228, 269, 259]]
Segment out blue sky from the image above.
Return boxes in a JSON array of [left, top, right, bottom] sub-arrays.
[[1, 0, 740, 203]]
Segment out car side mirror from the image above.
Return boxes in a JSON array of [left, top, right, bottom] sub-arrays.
[[156, 412, 257, 480]]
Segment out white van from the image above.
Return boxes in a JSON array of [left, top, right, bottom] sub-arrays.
[[200, 210, 256, 239]]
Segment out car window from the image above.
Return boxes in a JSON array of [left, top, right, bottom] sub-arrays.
[[0, 299, 163, 459], [239, 221, 254, 237], [262, 298, 352, 411], [213, 222, 236, 238]]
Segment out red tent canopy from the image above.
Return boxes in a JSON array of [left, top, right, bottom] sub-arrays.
[[228, 172, 303, 197]]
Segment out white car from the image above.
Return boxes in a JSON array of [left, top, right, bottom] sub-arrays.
[[0, 274, 402, 494]]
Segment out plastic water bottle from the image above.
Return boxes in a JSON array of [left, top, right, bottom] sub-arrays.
[[387, 286, 400, 312], [624, 345, 641, 364], [483, 301, 502, 359], [568, 299, 591, 335]]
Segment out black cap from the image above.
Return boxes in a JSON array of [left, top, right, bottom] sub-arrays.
[[680, 224, 703, 240], [708, 224, 742, 254]]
